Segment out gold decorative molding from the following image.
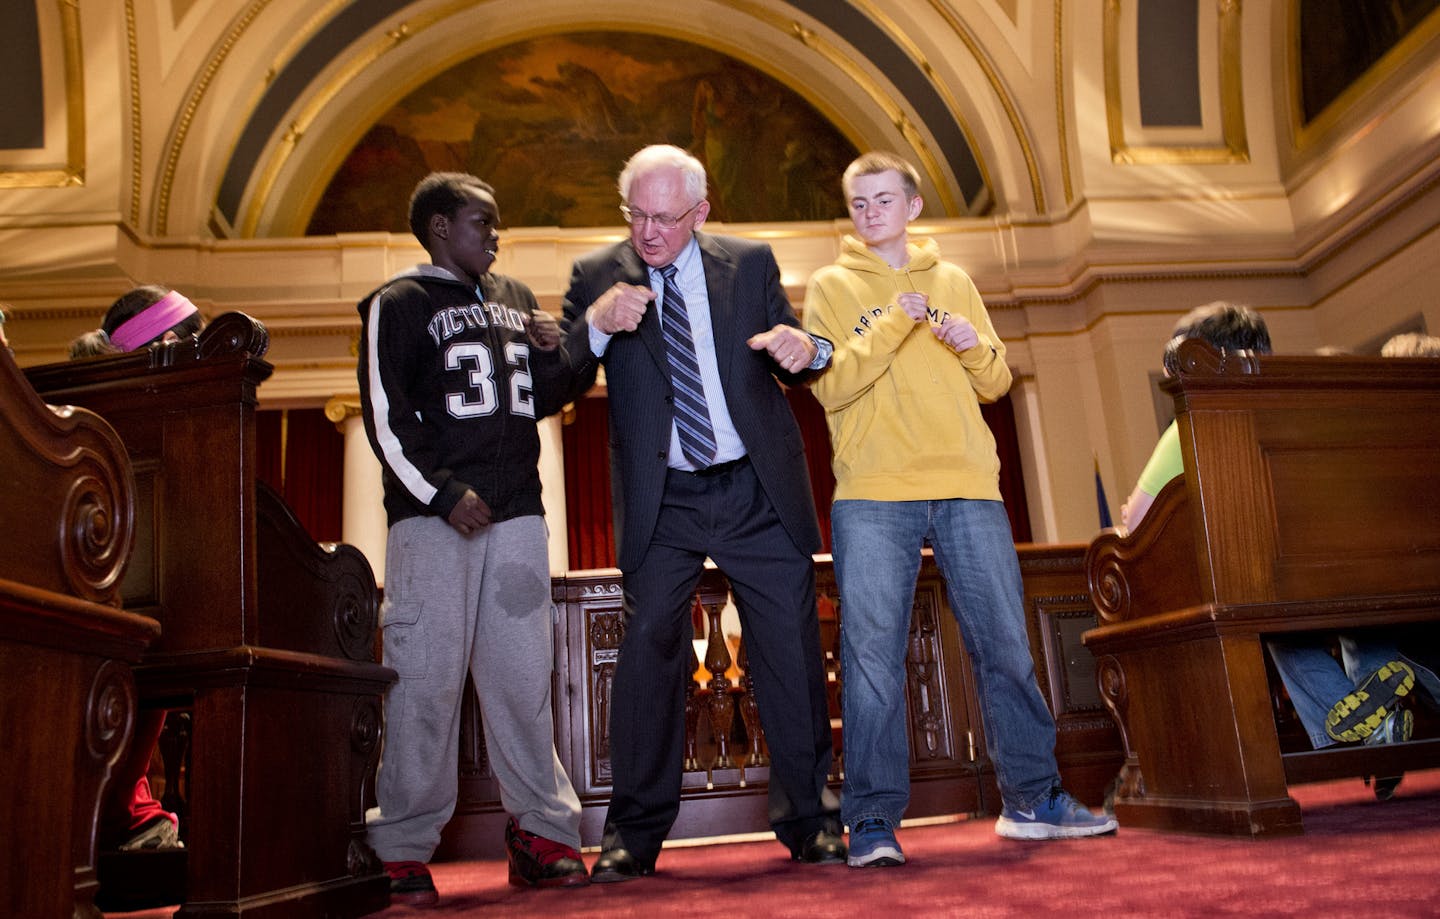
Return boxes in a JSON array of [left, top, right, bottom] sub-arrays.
[[1104, 0, 1249, 165], [0, 0, 86, 189], [155, 0, 276, 234], [125, 0, 141, 223], [852, 0, 1004, 211], [917, 0, 1044, 212], [724, 0, 960, 216], [1056, 0, 1073, 205], [323, 394, 362, 430], [237, 0, 478, 238]]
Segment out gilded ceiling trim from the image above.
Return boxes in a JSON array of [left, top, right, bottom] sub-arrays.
[[1104, 0, 1249, 166], [154, 0, 277, 235], [914, 0, 1044, 212], [236, 0, 478, 237], [1055, 0, 1073, 205], [126, 0, 141, 223], [723, 0, 958, 215], [0, 0, 85, 189]]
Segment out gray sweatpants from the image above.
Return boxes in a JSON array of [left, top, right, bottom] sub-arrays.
[[366, 514, 581, 862]]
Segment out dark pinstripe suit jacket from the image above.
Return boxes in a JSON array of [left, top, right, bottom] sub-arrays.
[[561, 232, 822, 572]]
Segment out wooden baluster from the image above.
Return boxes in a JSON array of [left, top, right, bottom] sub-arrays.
[[819, 591, 844, 782], [905, 602, 943, 758], [684, 627, 703, 772], [736, 638, 768, 768], [702, 597, 735, 774]]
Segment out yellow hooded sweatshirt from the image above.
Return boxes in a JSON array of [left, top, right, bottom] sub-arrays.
[[803, 235, 1012, 502]]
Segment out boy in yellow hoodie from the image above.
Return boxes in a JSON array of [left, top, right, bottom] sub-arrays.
[[804, 152, 1117, 867]]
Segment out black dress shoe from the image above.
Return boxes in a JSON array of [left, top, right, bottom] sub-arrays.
[[590, 847, 653, 883], [793, 829, 847, 864]]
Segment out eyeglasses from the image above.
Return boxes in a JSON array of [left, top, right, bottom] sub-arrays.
[[619, 200, 701, 230]]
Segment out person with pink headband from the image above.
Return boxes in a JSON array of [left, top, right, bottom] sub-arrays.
[[76, 285, 206, 865], [99, 285, 205, 352]]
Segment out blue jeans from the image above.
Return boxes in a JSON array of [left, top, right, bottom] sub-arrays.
[[1269, 635, 1440, 748], [832, 498, 1060, 829]]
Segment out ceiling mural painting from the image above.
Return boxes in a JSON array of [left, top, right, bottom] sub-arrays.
[[304, 31, 861, 234]]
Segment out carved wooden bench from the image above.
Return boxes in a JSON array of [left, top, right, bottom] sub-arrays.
[[27, 314, 396, 916], [1084, 339, 1440, 837], [1, 344, 158, 918]]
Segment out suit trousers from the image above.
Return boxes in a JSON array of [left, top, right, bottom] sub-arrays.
[[602, 458, 839, 864]]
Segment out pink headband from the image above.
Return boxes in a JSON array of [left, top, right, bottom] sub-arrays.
[[109, 290, 198, 351]]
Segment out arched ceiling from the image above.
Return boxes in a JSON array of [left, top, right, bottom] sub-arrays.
[[201, 0, 1007, 237]]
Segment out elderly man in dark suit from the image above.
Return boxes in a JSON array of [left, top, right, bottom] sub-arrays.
[[561, 144, 843, 880]]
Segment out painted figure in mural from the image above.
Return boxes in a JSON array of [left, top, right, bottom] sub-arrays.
[[803, 152, 1119, 868], [357, 172, 589, 907], [560, 143, 844, 880]]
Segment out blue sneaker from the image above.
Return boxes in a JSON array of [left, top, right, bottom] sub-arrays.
[[995, 786, 1118, 840], [847, 818, 905, 867]]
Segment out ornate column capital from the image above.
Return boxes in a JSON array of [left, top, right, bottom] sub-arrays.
[[324, 394, 362, 430]]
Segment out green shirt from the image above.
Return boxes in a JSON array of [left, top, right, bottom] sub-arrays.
[[1136, 420, 1182, 497]]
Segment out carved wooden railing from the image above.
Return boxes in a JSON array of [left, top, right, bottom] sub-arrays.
[[437, 546, 1121, 857]]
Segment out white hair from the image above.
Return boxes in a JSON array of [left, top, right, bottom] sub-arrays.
[[618, 145, 708, 204]]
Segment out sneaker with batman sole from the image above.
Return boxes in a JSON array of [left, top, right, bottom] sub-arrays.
[[1326, 661, 1414, 743]]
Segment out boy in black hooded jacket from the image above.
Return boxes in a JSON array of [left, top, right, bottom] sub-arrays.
[[357, 172, 588, 905]]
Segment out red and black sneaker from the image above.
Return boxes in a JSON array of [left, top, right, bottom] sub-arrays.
[[384, 860, 439, 908], [505, 818, 589, 888]]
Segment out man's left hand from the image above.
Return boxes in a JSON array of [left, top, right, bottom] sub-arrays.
[[524, 310, 561, 351], [748, 325, 817, 373]]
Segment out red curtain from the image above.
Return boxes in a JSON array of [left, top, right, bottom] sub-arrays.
[[982, 397, 1032, 543], [562, 398, 618, 569], [559, 390, 1031, 566], [255, 408, 345, 543]]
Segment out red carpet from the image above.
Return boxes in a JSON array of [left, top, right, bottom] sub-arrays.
[[112, 770, 1440, 918]]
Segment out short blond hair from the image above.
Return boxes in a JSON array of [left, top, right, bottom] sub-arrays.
[[842, 152, 920, 199]]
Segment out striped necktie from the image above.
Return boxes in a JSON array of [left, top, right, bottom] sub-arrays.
[[659, 264, 716, 467]]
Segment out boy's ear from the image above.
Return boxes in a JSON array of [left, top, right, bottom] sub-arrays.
[[429, 212, 449, 243], [907, 195, 924, 220]]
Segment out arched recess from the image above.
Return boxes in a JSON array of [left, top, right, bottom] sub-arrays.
[[167, 0, 1010, 238]]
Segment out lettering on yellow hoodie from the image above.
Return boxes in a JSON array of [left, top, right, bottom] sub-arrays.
[[803, 235, 1011, 502]]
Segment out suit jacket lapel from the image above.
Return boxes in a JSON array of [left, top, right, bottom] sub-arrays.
[[698, 233, 738, 387], [613, 245, 668, 373]]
